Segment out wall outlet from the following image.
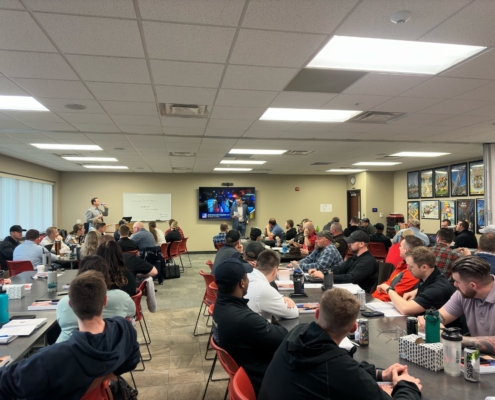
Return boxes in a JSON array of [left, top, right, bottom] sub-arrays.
[[380, 213, 383, 217]]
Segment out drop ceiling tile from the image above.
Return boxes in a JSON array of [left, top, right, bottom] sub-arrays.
[[0, 77, 27, 95], [36, 14, 144, 58], [230, 29, 326, 68], [372, 97, 444, 113], [391, 113, 452, 126], [85, 82, 155, 102], [138, 0, 244, 26], [280, 130, 319, 139], [455, 81, 495, 101], [57, 112, 115, 125], [37, 98, 105, 114], [3, 110, 65, 123], [144, 22, 235, 63], [24, 0, 136, 18], [0, 51, 77, 80], [101, 101, 158, 116], [0, 1, 24, 10], [150, 60, 224, 88], [13, 78, 94, 100], [270, 92, 337, 109], [117, 125, 163, 135], [206, 119, 253, 131], [242, 129, 284, 139], [67, 55, 151, 84], [329, 123, 378, 133], [113, 115, 161, 127], [464, 103, 495, 117], [156, 85, 217, 106], [321, 94, 391, 110], [432, 114, 493, 127], [211, 106, 264, 120], [442, 49, 495, 80], [362, 123, 418, 135], [288, 122, 335, 132], [389, 126, 455, 140], [23, 121, 77, 131], [0, 120, 31, 130], [215, 89, 278, 108], [420, 99, 493, 115], [72, 124, 120, 133], [163, 127, 204, 136], [243, 0, 358, 33], [161, 117, 207, 129], [400, 77, 491, 99], [344, 73, 429, 97], [222, 65, 298, 91], [204, 127, 246, 137], [249, 121, 298, 131]]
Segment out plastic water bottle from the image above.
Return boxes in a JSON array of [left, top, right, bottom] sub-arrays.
[[282, 241, 288, 254], [442, 327, 463, 376], [425, 308, 441, 343], [0, 285, 9, 324]]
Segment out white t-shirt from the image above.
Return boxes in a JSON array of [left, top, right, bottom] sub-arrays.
[[238, 204, 244, 222]]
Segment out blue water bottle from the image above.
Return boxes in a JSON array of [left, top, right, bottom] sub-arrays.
[[282, 241, 288, 254], [0, 285, 9, 324]]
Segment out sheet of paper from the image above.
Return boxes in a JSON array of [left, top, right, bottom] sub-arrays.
[[304, 283, 323, 289], [333, 283, 362, 294], [0, 326, 36, 336], [339, 336, 355, 350], [366, 302, 404, 317]]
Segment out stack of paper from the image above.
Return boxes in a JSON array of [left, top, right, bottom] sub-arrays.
[[366, 302, 404, 317], [28, 301, 58, 311], [333, 283, 362, 294], [296, 303, 319, 313], [0, 318, 47, 336], [339, 336, 356, 351]]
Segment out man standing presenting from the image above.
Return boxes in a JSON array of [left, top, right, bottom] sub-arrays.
[[0, 225, 25, 270], [231, 197, 249, 238], [85, 197, 109, 229]]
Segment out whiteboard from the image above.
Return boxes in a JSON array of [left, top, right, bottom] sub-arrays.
[[123, 193, 171, 221]]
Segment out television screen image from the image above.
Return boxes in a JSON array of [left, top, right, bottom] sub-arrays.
[[199, 187, 256, 220]]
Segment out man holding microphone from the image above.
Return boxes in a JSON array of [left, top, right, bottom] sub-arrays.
[[85, 197, 109, 229]]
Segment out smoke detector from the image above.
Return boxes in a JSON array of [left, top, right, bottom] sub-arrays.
[[64, 104, 87, 110], [390, 10, 412, 24]]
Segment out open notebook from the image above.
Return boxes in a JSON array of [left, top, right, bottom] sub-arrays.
[[366, 302, 404, 317], [0, 318, 47, 336]]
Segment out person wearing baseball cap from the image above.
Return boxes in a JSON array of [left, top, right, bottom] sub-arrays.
[[212, 230, 243, 274], [244, 241, 265, 265], [369, 223, 392, 250], [360, 218, 376, 236], [213, 258, 287, 396], [0, 225, 26, 270], [330, 230, 378, 293]]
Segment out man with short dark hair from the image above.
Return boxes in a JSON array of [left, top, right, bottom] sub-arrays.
[[231, 198, 249, 237], [380, 247, 455, 316], [284, 219, 297, 241], [85, 197, 109, 229], [476, 231, 495, 273], [265, 218, 284, 240], [323, 216, 340, 232], [213, 258, 287, 395], [117, 225, 138, 252], [453, 220, 478, 249], [212, 230, 243, 273], [0, 225, 25, 270], [248, 227, 263, 242], [370, 223, 392, 250], [329, 222, 348, 259], [441, 219, 451, 229], [259, 288, 422, 400], [13, 229, 58, 268], [289, 219, 309, 248], [89, 222, 107, 237], [431, 228, 461, 278], [0, 270, 140, 398], [114, 220, 127, 241], [343, 216, 361, 237], [360, 218, 376, 235], [213, 223, 229, 247], [40, 226, 70, 253]]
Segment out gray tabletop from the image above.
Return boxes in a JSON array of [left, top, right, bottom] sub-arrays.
[[279, 287, 495, 400]]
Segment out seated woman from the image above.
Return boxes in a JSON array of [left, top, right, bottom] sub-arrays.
[[96, 236, 137, 297], [55, 255, 136, 343], [79, 230, 99, 258], [65, 223, 85, 245], [165, 218, 184, 239], [149, 221, 165, 246]]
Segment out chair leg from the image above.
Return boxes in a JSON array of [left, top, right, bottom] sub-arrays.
[[134, 351, 146, 371], [129, 371, 137, 390], [141, 312, 151, 345], [204, 328, 215, 361], [138, 320, 152, 361], [223, 384, 228, 400], [193, 301, 209, 336], [178, 255, 185, 273], [184, 252, 192, 268]]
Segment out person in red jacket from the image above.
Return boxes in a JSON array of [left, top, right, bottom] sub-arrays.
[[385, 229, 414, 267], [372, 235, 423, 301]]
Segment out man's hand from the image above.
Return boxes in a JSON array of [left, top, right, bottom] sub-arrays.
[[382, 363, 407, 381], [393, 369, 422, 391], [102, 202, 107, 207], [288, 239, 294, 245], [403, 289, 417, 301], [310, 270, 324, 280], [301, 248, 309, 255], [283, 297, 296, 308], [56, 235, 64, 241], [457, 247, 471, 256], [308, 268, 316, 274], [236, 243, 243, 253], [288, 261, 299, 268], [417, 315, 426, 331], [376, 283, 390, 294], [304, 228, 309, 236]]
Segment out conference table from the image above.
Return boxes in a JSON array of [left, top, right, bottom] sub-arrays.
[[278, 287, 495, 400], [0, 270, 77, 362]]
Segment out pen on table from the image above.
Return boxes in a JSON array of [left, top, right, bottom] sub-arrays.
[[350, 340, 360, 347]]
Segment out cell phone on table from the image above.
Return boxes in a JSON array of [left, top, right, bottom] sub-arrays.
[[56, 292, 68, 296], [10, 315, 36, 320], [361, 311, 384, 318]]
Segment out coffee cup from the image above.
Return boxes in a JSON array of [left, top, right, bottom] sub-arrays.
[[278, 269, 290, 281], [37, 265, 45, 273]]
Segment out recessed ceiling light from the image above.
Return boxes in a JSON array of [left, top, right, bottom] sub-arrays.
[[214, 167, 253, 172], [229, 149, 286, 155], [32, 144, 102, 150], [327, 169, 366, 173], [220, 160, 266, 165], [63, 157, 118, 162], [0, 96, 48, 111], [83, 165, 128, 169], [260, 108, 361, 122], [307, 35, 486, 75], [64, 104, 87, 110], [390, 152, 450, 157], [353, 162, 402, 166]]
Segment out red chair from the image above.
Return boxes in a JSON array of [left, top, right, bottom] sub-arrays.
[[206, 260, 213, 271], [210, 337, 240, 400], [194, 270, 216, 336], [6, 260, 33, 277], [169, 240, 183, 273], [160, 243, 170, 262], [123, 250, 139, 256], [230, 367, 256, 400], [137, 280, 151, 345], [369, 242, 388, 261], [178, 237, 192, 268], [209, 281, 218, 298], [81, 374, 114, 400], [131, 289, 151, 369], [204, 304, 215, 361], [215, 243, 225, 251]]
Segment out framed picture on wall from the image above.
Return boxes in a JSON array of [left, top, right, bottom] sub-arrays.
[[420, 169, 434, 198], [476, 199, 485, 233], [421, 200, 439, 219], [433, 166, 449, 197], [451, 163, 468, 196], [407, 171, 420, 199], [440, 200, 456, 227], [469, 160, 484, 196], [457, 199, 475, 232], [407, 201, 420, 221]]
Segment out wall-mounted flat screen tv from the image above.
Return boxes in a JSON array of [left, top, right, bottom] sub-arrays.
[[199, 187, 256, 220]]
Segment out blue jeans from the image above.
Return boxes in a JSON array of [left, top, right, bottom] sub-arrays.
[[237, 222, 247, 238]]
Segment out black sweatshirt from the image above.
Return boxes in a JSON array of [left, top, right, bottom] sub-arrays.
[[333, 250, 378, 293]]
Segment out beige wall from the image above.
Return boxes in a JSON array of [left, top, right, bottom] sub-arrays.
[[59, 172, 348, 251]]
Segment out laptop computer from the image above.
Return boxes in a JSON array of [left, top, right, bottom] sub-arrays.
[[44, 244, 53, 252], [122, 217, 132, 222]]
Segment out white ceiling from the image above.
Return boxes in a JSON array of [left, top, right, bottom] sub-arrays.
[[0, 0, 492, 174]]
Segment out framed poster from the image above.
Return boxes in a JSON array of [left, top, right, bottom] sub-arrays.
[[433, 166, 449, 198], [407, 171, 420, 199], [469, 160, 484, 196], [476, 199, 485, 234], [457, 199, 475, 232], [451, 163, 467, 196], [420, 169, 433, 198], [407, 201, 420, 221], [440, 200, 456, 227], [421, 200, 439, 219]]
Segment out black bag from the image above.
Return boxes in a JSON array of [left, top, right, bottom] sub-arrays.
[[164, 260, 181, 279], [141, 246, 165, 285], [108, 376, 138, 400]]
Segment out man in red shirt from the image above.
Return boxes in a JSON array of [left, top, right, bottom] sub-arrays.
[[372, 235, 423, 301], [301, 222, 317, 255], [385, 229, 414, 267]]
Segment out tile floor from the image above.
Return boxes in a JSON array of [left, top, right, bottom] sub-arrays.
[[122, 253, 230, 399]]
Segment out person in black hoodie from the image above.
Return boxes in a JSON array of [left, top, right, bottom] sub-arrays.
[[0, 225, 25, 270], [0, 270, 140, 400], [453, 220, 478, 249], [213, 258, 288, 395], [259, 288, 422, 400]]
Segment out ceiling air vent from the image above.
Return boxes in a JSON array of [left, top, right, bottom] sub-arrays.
[[347, 111, 406, 124], [169, 152, 196, 157], [312, 162, 333, 165], [286, 150, 314, 156], [160, 103, 208, 118]]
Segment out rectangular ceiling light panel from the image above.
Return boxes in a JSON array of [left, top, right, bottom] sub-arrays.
[[32, 144, 103, 150], [260, 108, 361, 122], [63, 157, 118, 161], [229, 149, 286, 155], [220, 160, 266, 164], [214, 167, 252, 171], [308, 36, 486, 75], [327, 169, 366, 172], [390, 152, 450, 157], [353, 162, 401, 166], [83, 165, 128, 169], [0, 96, 49, 111]]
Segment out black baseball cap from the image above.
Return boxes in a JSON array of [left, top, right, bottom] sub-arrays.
[[361, 218, 370, 223], [245, 242, 265, 260], [214, 258, 253, 290], [10, 225, 26, 233], [316, 230, 334, 241], [374, 223, 385, 230], [225, 230, 241, 244], [250, 227, 262, 239], [345, 230, 370, 243]]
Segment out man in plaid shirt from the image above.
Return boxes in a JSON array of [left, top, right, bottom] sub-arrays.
[[288, 231, 342, 273], [431, 228, 461, 279], [213, 223, 229, 246]]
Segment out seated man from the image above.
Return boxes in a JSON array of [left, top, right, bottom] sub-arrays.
[[213, 258, 287, 395], [89, 222, 107, 237], [213, 223, 228, 247], [392, 219, 429, 246], [360, 218, 376, 236], [379, 247, 455, 316], [328, 230, 378, 293], [0, 270, 140, 399], [114, 219, 127, 241], [323, 216, 340, 232], [472, 231, 495, 274], [284, 219, 297, 241], [0, 225, 25, 270], [265, 218, 284, 240], [386, 229, 414, 267], [244, 241, 266, 267], [131, 221, 156, 251], [373, 236, 423, 301], [453, 220, 478, 249], [212, 230, 243, 274], [247, 227, 263, 243], [13, 229, 58, 268], [288, 231, 342, 275], [258, 288, 422, 400], [441, 219, 452, 229], [301, 221, 317, 255], [329, 222, 348, 260], [431, 228, 461, 278], [343, 216, 360, 237], [418, 256, 495, 355], [289, 219, 309, 249], [370, 223, 392, 250], [245, 249, 298, 320], [40, 226, 71, 254], [123, 252, 157, 278], [165, 218, 185, 238], [117, 225, 139, 252]]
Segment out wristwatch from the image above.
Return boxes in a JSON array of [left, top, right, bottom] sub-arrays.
[[386, 287, 394, 294]]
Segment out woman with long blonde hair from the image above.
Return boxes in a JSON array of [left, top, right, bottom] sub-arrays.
[[79, 230, 98, 258], [148, 221, 165, 245]]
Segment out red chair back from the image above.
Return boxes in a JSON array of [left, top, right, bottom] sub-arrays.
[[160, 243, 170, 261], [215, 243, 225, 251], [6, 260, 33, 277], [80, 374, 113, 400], [206, 260, 213, 271], [138, 279, 147, 296], [200, 270, 216, 305], [369, 242, 387, 260], [124, 250, 139, 256], [230, 367, 256, 400], [131, 289, 144, 322], [209, 281, 218, 298], [208, 303, 214, 316], [169, 241, 181, 258], [179, 237, 188, 254], [210, 336, 239, 379]]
